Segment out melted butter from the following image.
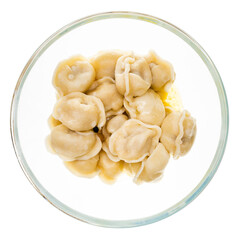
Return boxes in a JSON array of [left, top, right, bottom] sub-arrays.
[[158, 84, 183, 112]]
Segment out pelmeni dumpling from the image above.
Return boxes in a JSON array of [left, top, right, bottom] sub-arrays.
[[124, 89, 165, 126], [102, 114, 128, 140], [115, 54, 152, 97], [106, 114, 128, 134], [90, 50, 126, 79], [87, 77, 123, 113], [98, 151, 123, 183], [53, 92, 106, 132], [50, 124, 102, 161], [101, 114, 127, 141], [64, 154, 99, 177], [106, 119, 161, 163], [135, 143, 170, 183], [53, 56, 95, 96], [124, 143, 169, 183], [124, 161, 142, 177], [145, 50, 175, 92], [160, 110, 196, 158]]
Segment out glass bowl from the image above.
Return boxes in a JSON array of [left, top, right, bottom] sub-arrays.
[[10, 12, 229, 228]]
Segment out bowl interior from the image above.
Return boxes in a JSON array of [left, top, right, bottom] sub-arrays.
[[12, 13, 227, 227]]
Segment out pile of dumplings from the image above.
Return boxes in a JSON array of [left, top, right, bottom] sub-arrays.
[[48, 50, 196, 184]]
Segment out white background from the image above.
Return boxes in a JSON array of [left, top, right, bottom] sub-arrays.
[[1, 0, 239, 239]]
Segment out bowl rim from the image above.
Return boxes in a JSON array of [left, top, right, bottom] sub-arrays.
[[10, 11, 229, 228]]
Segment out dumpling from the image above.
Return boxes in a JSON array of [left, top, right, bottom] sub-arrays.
[[87, 77, 123, 113], [64, 154, 99, 177], [98, 151, 123, 183], [136, 143, 170, 183], [90, 50, 126, 79], [124, 143, 169, 183], [53, 92, 106, 132], [106, 114, 128, 134], [53, 56, 95, 96], [145, 50, 175, 92], [124, 89, 165, 126], [160, 110, 196, 158], [115, 54, 152, 97], [106, 119, 161, 163], [124, 161, 142, 177], [101, 114, 128, 140], [50, 124, 102, 160]]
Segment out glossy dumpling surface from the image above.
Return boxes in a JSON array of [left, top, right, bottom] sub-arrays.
[[90, 50, 126, 79], [98, 151, 123, 183], [160, 110, 196, 158], [124, 89, 165, 126], [115, 54, 152, 97], [50, 124, 102, 160], [106, 114, 128, 134], [124, 162, 142, 176], [145, 51, 175, 92], [64, 154, 99, 177], [53, 56, 95, 96], [136, 143, 170, 183], [53, 92, 105, 132], [107, 119, 161, 163], [102, 114, 128, 140], [87, 77, 123, 113]]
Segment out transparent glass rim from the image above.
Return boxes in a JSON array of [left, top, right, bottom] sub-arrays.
[[10, 11, 229, 228]]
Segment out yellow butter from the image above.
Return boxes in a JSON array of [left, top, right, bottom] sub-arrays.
[[158, 84, 183, 112]]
